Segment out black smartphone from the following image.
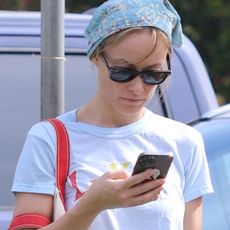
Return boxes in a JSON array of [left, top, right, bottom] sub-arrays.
[[132, 152, 173, 180]]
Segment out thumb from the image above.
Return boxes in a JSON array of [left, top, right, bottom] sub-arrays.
[[105, 169, 129, 180]]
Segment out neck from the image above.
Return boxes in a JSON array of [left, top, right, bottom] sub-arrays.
[[77, 97, 145, 127]]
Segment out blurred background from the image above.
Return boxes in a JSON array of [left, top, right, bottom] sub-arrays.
[[0, 0, 229, 104]]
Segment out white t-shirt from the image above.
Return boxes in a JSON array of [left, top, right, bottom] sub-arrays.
[[12, 108, 213, 230]]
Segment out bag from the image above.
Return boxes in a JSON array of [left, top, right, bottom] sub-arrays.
[[8, 119, 70, 229], [49, 118, 70, 221]]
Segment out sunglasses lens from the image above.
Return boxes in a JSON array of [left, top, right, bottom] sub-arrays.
[[109, 67, 170, 85], [109, 69, 135, 82], [142, 71, 169, 84], [102, 54, 171, 85]]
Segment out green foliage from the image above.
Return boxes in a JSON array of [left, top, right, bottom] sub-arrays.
[[0, 0, 40, 11], [173, 0, 230, 103], [0, 0, 229, 103], [66, 0, 104, 13]]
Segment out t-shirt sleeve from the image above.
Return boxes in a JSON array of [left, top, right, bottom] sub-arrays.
[[183, 131, 214, 203], [12, 122, 56, 196]]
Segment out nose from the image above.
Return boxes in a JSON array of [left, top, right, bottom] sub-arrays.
[[127, 75, 145, 95]]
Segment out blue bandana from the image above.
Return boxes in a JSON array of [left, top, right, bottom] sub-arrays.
[[85, 0, 183, 58]]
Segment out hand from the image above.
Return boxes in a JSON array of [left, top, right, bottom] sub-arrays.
[[77, 169, 165, 213]]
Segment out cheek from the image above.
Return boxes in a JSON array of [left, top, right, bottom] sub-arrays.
[[148, 85, 158, 96], [98, 70, 118, 97], [98, 70, 111, 89], [146, 86, 158, 102]]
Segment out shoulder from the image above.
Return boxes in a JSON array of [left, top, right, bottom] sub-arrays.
[[145, 109, 203, 145], [28, 120, 55, 142], [56, 109, 77, 123], [28, 110, 76, 139]]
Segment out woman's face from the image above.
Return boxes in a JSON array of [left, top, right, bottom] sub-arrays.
[[94, 29, 169, 119]]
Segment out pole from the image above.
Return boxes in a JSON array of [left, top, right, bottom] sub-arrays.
[[40, 0, 65, 120]]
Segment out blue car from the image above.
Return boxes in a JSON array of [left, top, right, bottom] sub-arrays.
[[191, 104, 230, 230]]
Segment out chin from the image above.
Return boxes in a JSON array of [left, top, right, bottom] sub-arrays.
[[119, 105, 145, 116]]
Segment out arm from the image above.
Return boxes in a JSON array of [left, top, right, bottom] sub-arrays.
[[12, 192, 99, 230], [12, 169, 165, 230], [183, 197, 202, 230]]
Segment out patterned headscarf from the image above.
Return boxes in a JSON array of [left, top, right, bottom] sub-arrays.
[[85, 0, 183, 58]]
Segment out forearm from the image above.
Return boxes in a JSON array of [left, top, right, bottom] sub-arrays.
[[183, 197, 202, 230], [42, 196, 100, 230], [15, 170, 164, 230]]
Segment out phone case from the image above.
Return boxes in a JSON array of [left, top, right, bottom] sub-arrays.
[[132, 152, 173, 179]]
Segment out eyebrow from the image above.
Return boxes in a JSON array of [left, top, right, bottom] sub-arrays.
[[111, 58, 130, 64], [111, 58, 163, 69]]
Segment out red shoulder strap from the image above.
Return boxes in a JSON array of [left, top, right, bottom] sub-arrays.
[[47, 118, 70, 210], [8, 119, 70, 229]]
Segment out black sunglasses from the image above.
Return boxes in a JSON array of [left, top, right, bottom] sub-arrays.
[[101, 54, 171, 85]]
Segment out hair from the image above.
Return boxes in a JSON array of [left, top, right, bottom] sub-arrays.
[[90, 27, 172, 60]]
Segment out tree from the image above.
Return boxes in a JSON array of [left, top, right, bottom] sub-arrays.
[[173, 0, 230, 104]]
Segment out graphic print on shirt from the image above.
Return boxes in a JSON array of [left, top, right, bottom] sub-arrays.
[[68, 161, 131, 201], [108, 161, 131, 170], [68, 171, 85, 200]]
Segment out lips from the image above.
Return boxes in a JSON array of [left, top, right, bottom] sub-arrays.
[[123, 98, 145, 101], [121, 97, 145, 104]]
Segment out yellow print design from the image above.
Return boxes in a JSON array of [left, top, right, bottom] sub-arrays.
[[108, 161, 131, 170]]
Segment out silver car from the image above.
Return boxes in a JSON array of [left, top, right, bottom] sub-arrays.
[[191, 104, 230, 230]]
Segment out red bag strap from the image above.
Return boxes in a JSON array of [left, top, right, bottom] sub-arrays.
[[8, 214, 51, 230], [8, 119, 70, 230], [47, 118, 70, 210]]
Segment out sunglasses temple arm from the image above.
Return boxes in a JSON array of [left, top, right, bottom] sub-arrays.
[[166, 54, 171, 71]]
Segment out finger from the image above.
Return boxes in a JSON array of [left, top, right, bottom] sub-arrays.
[[104, 170, 129, 180], [126, 169, 162, 187], [128, 179, 165, 197], [124, 185, 163, 207]]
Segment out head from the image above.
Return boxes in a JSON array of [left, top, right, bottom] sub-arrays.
[[84, 0, 183, 119]]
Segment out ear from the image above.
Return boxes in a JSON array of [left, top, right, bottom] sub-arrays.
[[91, 56, 100, 66]]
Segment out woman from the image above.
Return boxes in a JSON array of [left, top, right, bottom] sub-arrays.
[[9, 0, 213, 229]]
